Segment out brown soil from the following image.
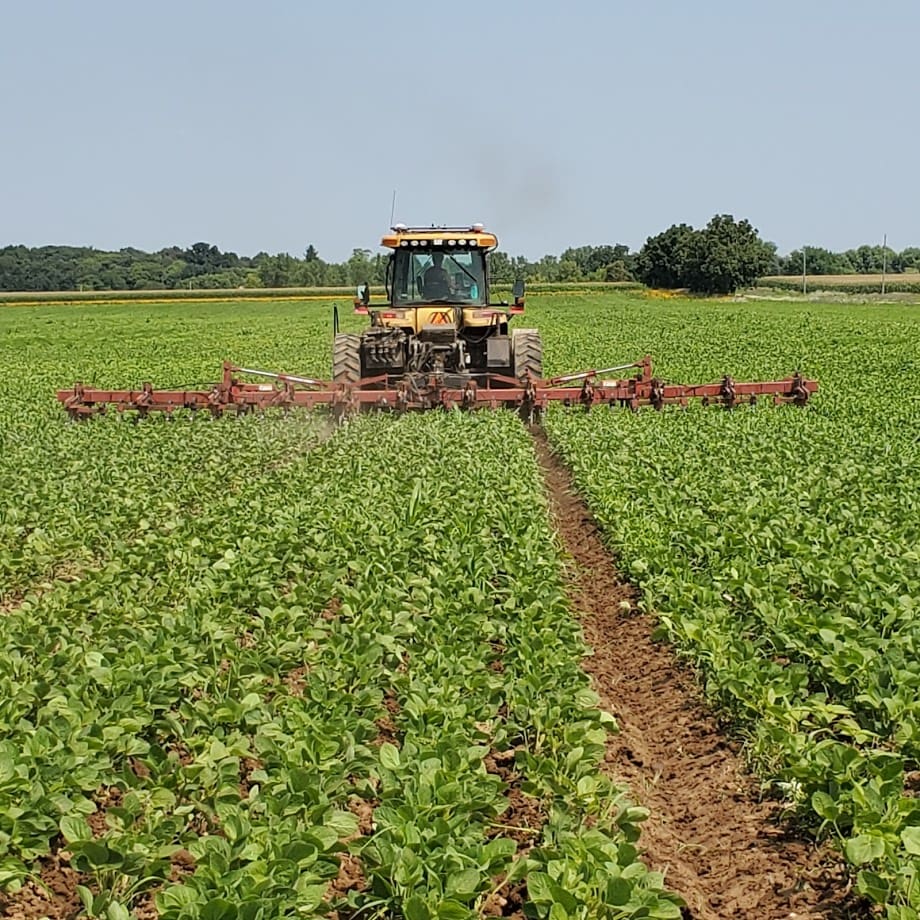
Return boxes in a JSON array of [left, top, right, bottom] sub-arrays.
[[481, 749, 542, 918], [371, 714, 399, 747], [239, 756, 263, 798], [531, 430, 864, 920], [85, 785, 124, 838], [321, 596, 342, 621], [484, 749, 545, 849], [0, 854, 83, 920], [326, 797, 377, 919], [326, 852, 368, 902], [283, 665, 308, 697], [480, 879, 527, 919], [383, 689, 400, 717], [165, 740, 194, 766], [370, 692, 401, 747], [347, 796, 377, 838]]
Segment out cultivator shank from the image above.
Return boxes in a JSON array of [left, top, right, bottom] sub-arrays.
[[57, 356, 817, 421]]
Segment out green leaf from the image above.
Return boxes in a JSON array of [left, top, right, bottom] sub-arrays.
[[901, 826, 920, 855], [404, 896, 431, 920], [527, 871, 551, 903], [325, 810, 359, 837], [606, 876, 631, 905], [379, 742, 401, 771], [156, 885, 201, 910], [288, 767, 313, 792], [845, 834, 885, 865], [77, 885, 95, 914], [293, 881, 328, 911], [201, 898, 238, 920], [80, 841, 115, 868], [106, 901, 131, 920], [60, 814, 91, 843], [811, 791, 840, 821], [547, 881, 578, 913], [446, 867, 481, 898], [855, 869, 890, 904], [648, 900, 684, 919], [483, 837, 517, 861]]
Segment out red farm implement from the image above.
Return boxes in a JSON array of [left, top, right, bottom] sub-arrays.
[[57, 355, 817, 422]]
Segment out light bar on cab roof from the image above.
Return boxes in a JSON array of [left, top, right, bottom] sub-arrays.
[[398, 238, 479, 248]]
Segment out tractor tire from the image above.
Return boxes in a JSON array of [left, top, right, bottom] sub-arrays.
[[332, 334, 362, 384], [512, 328, 543, 380]]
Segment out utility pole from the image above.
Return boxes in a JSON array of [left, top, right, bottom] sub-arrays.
[[802, 246, 807, 296], [881, 233, 887, 295]]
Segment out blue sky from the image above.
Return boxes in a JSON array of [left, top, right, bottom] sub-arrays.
[[2, 0, 917, 261]]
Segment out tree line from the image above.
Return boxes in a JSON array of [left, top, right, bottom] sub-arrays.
[[2, 220, 917, 295]]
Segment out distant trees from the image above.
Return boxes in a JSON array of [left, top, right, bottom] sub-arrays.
[[1, 229, 918, 293], [637, 216, 775, 294], [779, 247, 853, 276], [776, 244, 920, 276]]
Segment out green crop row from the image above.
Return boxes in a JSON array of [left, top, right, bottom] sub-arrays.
[[0, 414, 681, 919], [537, 294, 920, 914], [0, 292, 682, 918]]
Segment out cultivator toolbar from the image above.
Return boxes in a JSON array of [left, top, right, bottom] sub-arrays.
[[56, 356, 817, 421]]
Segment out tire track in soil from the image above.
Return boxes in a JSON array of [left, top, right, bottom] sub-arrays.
[[531, 429, 864, 920]]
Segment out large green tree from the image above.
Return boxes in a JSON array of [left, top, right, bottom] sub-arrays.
[[683, 215, 775, 295], [637, 216, 773, 294], [636, 223, 695, 289]]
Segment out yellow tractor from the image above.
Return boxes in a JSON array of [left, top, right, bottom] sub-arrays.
[[333, 223, 542, 395]]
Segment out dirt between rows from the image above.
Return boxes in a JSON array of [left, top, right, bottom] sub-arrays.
[[531, 430, 864, 920]]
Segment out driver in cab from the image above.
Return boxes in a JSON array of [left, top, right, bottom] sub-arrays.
[[422, 252, 452, 299]]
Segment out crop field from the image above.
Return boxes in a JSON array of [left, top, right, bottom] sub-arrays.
[[1, 292, 919, 918], [761, 273, 920, 295], [763, 273, 920, 285]]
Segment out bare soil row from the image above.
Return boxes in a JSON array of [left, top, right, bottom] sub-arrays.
[[532, 429, 862, 920]]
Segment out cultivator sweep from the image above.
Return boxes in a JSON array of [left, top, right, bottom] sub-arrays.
[[56, 355, 817, 421]]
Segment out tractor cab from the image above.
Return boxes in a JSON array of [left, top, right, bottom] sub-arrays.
[[353, 225, 511, 334], [389, 240, 488, 306], [342, 223, 536, 388]]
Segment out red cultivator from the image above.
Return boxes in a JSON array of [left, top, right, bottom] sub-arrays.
[[57, 356, 817, 422]]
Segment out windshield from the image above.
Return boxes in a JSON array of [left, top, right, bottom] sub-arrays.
[[390, 248, 487, 305]]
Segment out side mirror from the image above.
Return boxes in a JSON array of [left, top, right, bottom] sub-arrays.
[[511, 279, 525, 314]]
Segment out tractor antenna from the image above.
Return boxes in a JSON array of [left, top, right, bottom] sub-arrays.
[[390, 189, 397, 227]]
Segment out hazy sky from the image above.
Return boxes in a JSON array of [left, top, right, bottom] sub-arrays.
[[2, 1, 917, 261]]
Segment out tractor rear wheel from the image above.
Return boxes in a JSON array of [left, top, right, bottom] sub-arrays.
[[512, 328, 543, 380], [333, 333, 362, 384]]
